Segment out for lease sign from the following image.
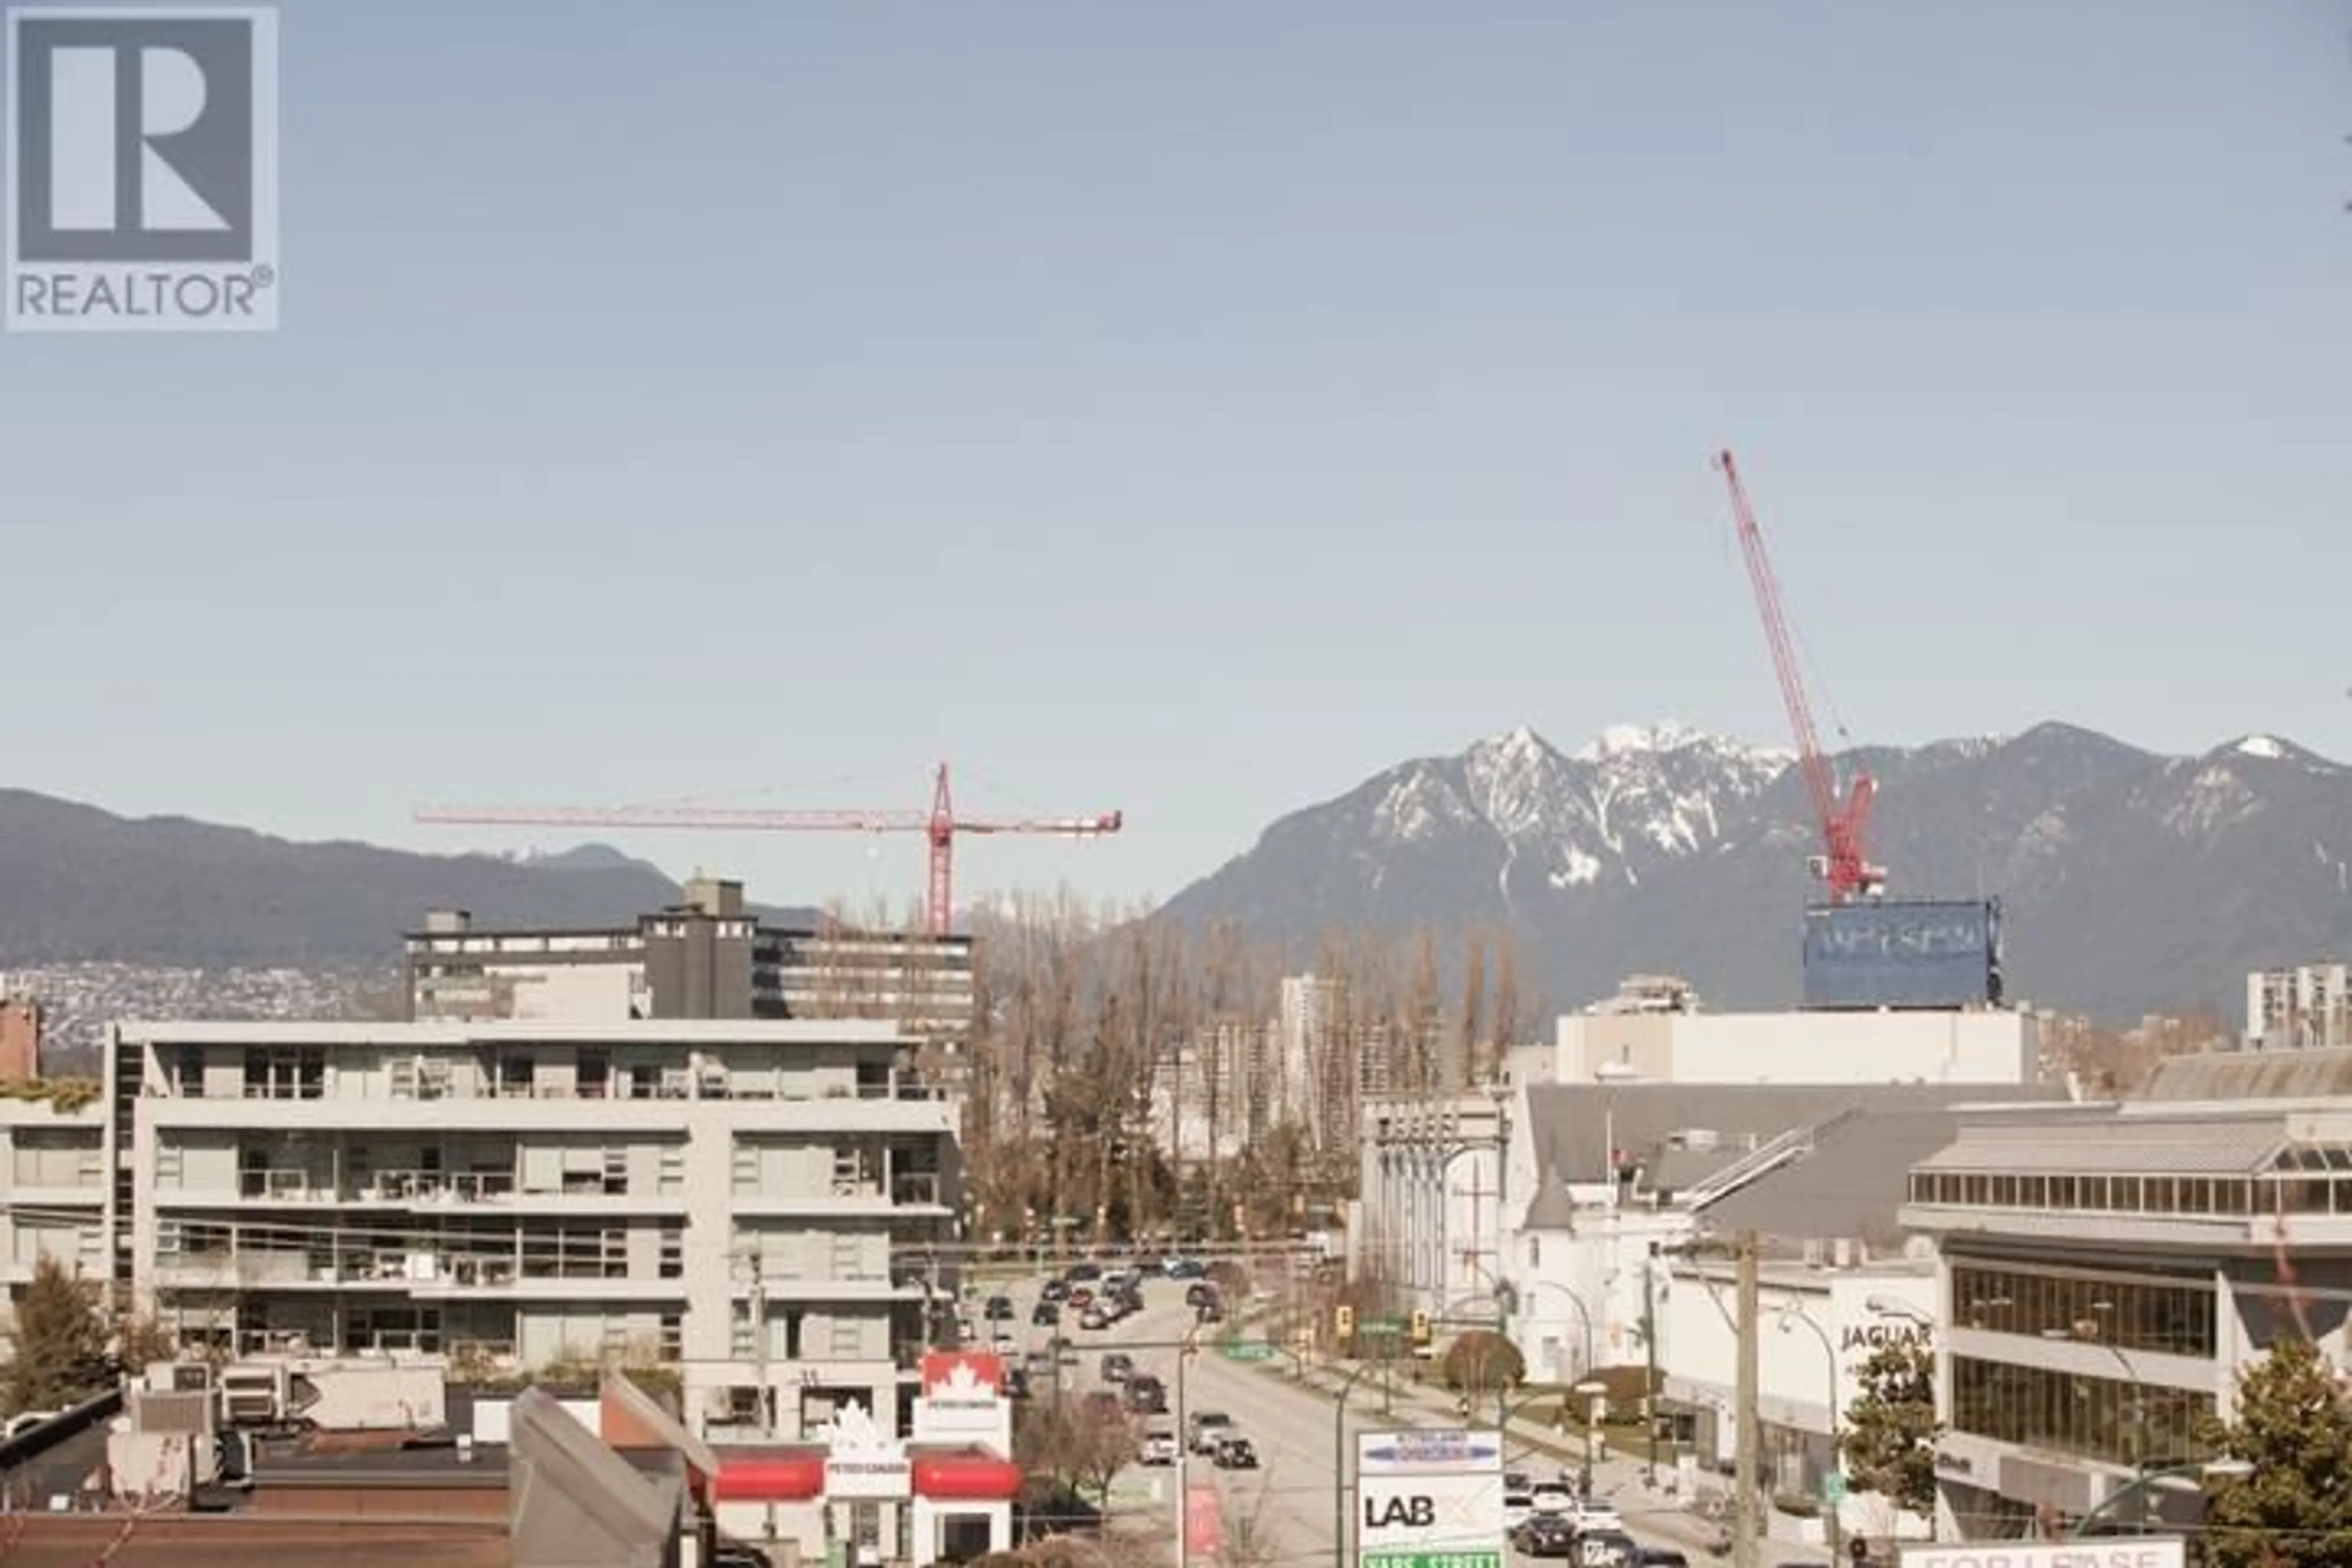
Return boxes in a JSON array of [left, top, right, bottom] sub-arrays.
[[1899, 1541, 2184, 1568]]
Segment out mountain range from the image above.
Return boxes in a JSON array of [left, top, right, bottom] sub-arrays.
[[0, 788, 820, 970], [1156, 721, 2352, 1023], [1, 719, 2342, 1022]]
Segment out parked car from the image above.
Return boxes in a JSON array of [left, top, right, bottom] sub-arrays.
[[1635, 1548, 1691, 1567], [1212, 1436, 1259, 1470], [1139, 1428, 1179, 1466], [1100, 1352, 1134, 1383], [1124, 1374, 1167, 1414], [1184, 1411, 1234, 1454], [1164, 1258, 1205, 1280], [984, 1295, 1015, 1321], [1068, 1286, 1095, 1309], [990, 1330, 1017, 1355], [1032, 1303, 1060, 1329], [1065, 1262, 1102, 1283], [1040, 1280, 1069, 1304], [1183, 1282, 1218, 1310], [1079, 1306, 1109, 1331]]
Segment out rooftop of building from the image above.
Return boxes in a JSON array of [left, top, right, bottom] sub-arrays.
[[1521, 1080, 2061, 1189], [1904, 1048, 2352, 1179], [111, 1017, 913, 1046], [0, 1517, 514, 1568]]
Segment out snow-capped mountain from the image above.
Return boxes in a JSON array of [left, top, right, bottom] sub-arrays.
[[1156, 720, 2352, 1023]]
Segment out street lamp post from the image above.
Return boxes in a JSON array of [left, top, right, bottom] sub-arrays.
[[1174, 1327, 1200, 1568], [1333, 1359, 1384, 1568], [2067, 1458, 2252, 1540], [1777, 1302, 1843, 1564]]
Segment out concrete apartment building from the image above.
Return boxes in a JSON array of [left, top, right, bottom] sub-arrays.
[[0, 1095, 106, 1347], [95, 1017, 960, 1436], [1899, 1046, 2352, 1539], [2243, 960, 2352, 1050], [404, 876, 976, 1061]]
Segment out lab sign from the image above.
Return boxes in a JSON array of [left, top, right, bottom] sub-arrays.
[[1898, 1539, 2183, 1568], [1354, 1428, 1504, 1568]]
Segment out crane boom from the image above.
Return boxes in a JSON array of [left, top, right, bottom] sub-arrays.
[[415, 763, 1122, 937], [1714, 448, 1884, 903]]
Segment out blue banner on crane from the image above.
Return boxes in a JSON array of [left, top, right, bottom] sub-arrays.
[[1801, 899, 2001, 1009]]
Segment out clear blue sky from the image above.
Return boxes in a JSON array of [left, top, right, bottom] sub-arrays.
[[1, 2, 2344, 914]]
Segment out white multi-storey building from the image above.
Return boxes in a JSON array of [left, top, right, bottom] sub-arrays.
[[97, 1018, 960, 1436], [0, 1095, 107, 1347], [2244, 962, 2352, 1050]]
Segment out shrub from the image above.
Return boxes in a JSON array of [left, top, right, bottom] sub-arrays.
[[1441, 1330, 1524, 1394]]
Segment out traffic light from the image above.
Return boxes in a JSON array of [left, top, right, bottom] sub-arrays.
[[1335, 1304, 1356, 1341], [1411, 1309, 1431, 1345]]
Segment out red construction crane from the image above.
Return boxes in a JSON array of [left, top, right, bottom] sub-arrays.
[[413, 764, 1122, 938], [1714, 448, 1885, 903]]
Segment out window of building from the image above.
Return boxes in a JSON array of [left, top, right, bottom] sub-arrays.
[[1951, 1355, 2214, 1466], [243, 1047, 325, 1100], [1950, 1264, 2216, 1357]]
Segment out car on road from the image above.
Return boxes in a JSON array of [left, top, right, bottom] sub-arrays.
[[1634, 1548, 1690, 1567], [1502, 1473, 1534, 1530], [1566, 1497, 1623, 1535], [1079, 1306, 1109, 1331], [1031, 1303, 1060, 1328], [1529, 1478, 1575, 1514], [1100, 1352, 1133, 1384], [1569, 1529, 1639, 1567], [1139, 1428, 1178, 1466], [1040, 1280, 1069, 1304], [984, 1295, 1014, 1321], [1164, 1258, 1205, 1280], [1511, 1515, 1577, 1558], [1068, 1286, 1096, 1309], [1183, 1411, 1234, 1454], [1124, 1374, 1166, 1414], [1210, 1436, 1259, 1469]]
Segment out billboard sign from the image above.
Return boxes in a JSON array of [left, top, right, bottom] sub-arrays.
[[1898, 1542, 2182, 1568], [1803, 898, 2001, 1010], [1355, 1429, 1505, 1568]]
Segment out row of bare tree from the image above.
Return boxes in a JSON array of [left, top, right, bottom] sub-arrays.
[[949, 894, 1540, 1245]]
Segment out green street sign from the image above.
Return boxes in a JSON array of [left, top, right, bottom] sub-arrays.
[[1822, 1474, 1848, 1504], [1360, 1550, 1505, 1568], [1223, 1341, 1273, 1361], [1365, 1317, 1406, 1333]]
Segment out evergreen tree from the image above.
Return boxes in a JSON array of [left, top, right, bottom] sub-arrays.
[[2207, 1335, 2352, 1568], [1840, 1340, 1939, 1517], [2, 1255, 108, 1415]]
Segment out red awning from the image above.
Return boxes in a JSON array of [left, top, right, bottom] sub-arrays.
[[713, 1455, 827, 1502], [911, 1455, 1022, 1501]]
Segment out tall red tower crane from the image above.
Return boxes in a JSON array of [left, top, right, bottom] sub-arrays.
[[413, 764, 1123, 938], [1714, 448, 1885, 903]]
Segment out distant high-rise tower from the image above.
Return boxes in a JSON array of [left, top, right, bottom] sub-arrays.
[[0, 978, 43, 1079]]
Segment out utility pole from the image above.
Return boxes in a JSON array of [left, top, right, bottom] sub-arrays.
[[1643, 1243, 1660, 1488], [1732, 1231, 1760, 1568]]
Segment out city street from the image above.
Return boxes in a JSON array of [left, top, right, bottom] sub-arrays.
[[987, 1263, 1829, 1568]]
